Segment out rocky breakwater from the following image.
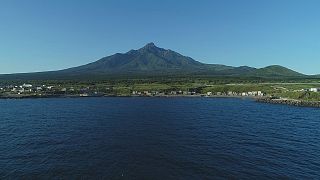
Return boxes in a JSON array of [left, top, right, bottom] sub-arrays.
[[256, 97, 320, 108]]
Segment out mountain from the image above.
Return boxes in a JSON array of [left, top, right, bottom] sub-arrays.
[[56, 43, 304, 77], [248, 65, 304, 77], [61, 43, 207, 75], [60, 42, 234, 76], [0, 43, 308, 80]]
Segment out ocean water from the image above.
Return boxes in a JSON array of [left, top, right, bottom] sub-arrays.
[[0, 97, 320, 179]]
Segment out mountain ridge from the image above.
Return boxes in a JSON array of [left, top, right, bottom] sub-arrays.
[[0, 43, 310, 80]]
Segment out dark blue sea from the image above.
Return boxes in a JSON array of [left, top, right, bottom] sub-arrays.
[[1, 97, 320, 179]]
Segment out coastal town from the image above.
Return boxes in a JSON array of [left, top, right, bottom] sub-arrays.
[[0, 82, 265, 98], [0, 82, 319, 100]]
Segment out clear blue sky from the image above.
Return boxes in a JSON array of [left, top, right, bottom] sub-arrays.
[[1, 0, 319, 75]]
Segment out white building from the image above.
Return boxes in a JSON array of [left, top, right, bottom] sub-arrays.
[[310, 88, 319, 92], [241, 92, 248, 96], [22, 83, 33, 88]]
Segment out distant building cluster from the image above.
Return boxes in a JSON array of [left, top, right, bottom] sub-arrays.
[[0, 83, 52, 95], [206, 91, 265, 97], [294, 88, 320, 93], [132, 90, 198, 96], [131, 90, 266, 97], [0, 83, 83, 96]]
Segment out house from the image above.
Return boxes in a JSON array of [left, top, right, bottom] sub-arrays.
[[257, 91, 264, 96], [241, 92, 248, 96], [22, 83, 33, 88], [18, 88, 25, 93], [310, 88, 319, 92], [207, 92, 212, 96], [143, 91, 151, 96], [151, 91, 159, 96], [247, 92, 254, 96], [80, 93, 88, 97], [170, 91, 176, 95]]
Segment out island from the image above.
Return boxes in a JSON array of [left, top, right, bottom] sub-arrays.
[[0, 43, 319, 108]]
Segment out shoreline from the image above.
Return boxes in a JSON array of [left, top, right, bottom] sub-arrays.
[[0, 94, 259, 99], [1, 94, 319, 108], [256, 97, 320, 108]]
